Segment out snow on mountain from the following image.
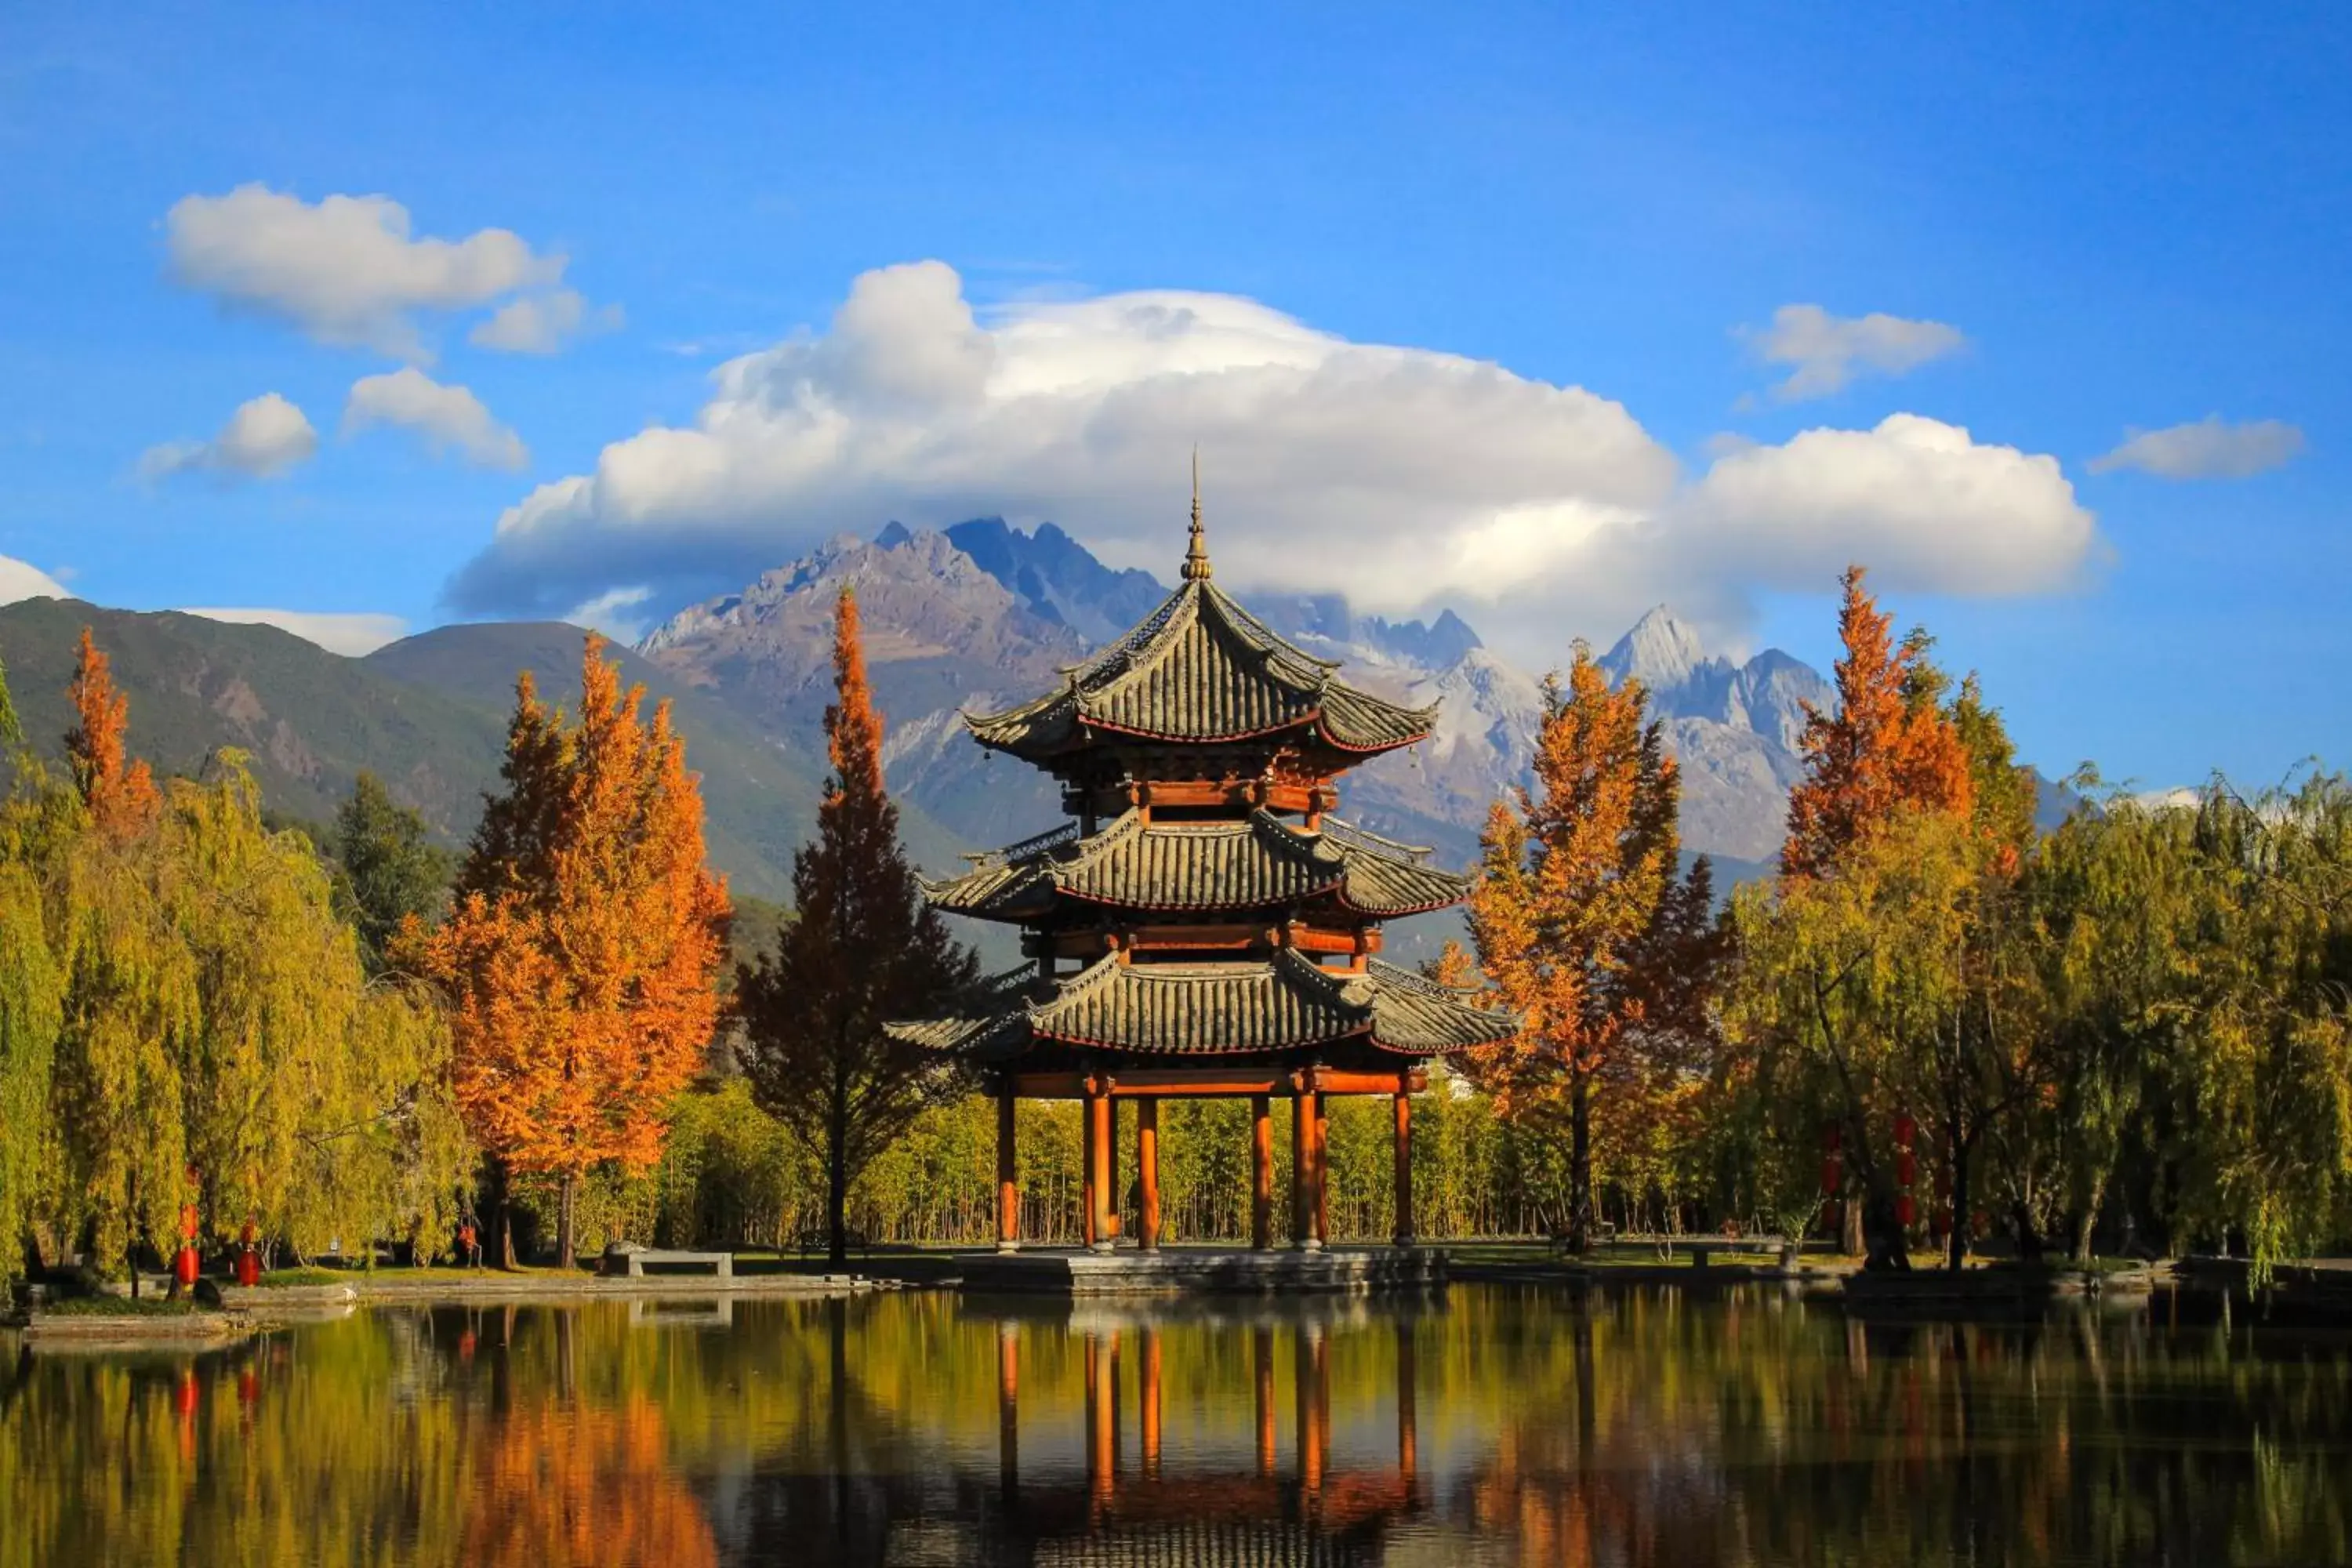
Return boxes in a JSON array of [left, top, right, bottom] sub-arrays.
[[641, 521, 1834, 877]]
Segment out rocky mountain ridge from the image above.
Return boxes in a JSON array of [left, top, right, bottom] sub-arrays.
[[637, 521, 1834, 873]]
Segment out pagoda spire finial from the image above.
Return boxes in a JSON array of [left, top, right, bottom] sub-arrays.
[[1181, 447, 1212, 581]]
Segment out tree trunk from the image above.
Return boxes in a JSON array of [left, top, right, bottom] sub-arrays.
[[827, 1106, 850, 1269], [1566, 1072, 1594, 1254], [2012, 1198, 2045, 1264], [1841, 1177, 1865, 1257], [1947, 1134, 1972, 1272], [1863, 1189, 1911, 1272], [2072, 1204, 2097, 1268], [557, 1171, 577, 1271]]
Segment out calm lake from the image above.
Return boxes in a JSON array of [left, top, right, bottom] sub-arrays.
[[5, 1282, 2349, 1566]]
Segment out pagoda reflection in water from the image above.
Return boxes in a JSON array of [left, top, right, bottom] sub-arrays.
[[977, 1299, 1428, 1566]]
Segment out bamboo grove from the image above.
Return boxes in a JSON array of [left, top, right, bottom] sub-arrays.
[[2, 564, 2349, 1282]]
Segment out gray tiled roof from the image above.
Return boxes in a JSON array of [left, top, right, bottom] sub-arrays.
[[923, 808, 1468, 921], [886, 950, 1514, 1062], [964, 579, 1436, 760]]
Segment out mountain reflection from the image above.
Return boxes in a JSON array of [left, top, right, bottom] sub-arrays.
[[5, 1283, 2351, 1565]]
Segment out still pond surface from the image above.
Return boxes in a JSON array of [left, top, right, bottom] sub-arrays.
[[5, 1283, 2350, 1566]]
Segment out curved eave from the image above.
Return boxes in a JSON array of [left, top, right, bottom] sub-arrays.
[[957, 578, 1439, 763], [884, 951, 1512, 1064], [921, 811, 1468, 924]]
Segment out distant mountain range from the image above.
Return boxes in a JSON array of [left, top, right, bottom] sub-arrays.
[[636, 519, 1835, 885], [0, 521, 1873, 940]]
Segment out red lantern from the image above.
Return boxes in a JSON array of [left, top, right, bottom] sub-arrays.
[[236, 1249, 261, 1287], [1896, 1151, 1917, 1187], [1895, 1194, 1917, 1228], [1820, 1156, 1842, 1196], [1821, 1123, 1842, 1153], [1893, 1114, 1916, 1149]]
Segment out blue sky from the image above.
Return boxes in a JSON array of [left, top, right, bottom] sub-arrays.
[[2, 4, 2344, 790]]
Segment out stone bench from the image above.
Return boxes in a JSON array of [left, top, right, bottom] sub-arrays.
[[608, 1248, 733, 1278]]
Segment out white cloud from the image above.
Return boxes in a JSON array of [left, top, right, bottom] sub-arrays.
[[0, 554, 70, 604], [2089, 416, 2306, 480], [139, 392, 318, 481], [566, 584, 656, 644], [179, 608, 408, 657], [344, 368, 528, 470], [1740, 303, 1966, 402], [470, 289, 623, 354], [448, 261, 2101, 659], [165, 183, 568, 361]]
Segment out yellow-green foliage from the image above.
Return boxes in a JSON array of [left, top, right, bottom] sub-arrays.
[[0, 751, 472, 1279]]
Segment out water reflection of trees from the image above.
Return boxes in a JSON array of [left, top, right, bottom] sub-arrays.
[[1444, 1287, 2352, 1566], [5, 1286, 2351, 1565]]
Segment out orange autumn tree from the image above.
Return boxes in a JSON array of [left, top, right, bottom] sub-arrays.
[[64, 627, 160, 839], [1466, 646, 1726, 1252], [408, 633, 731, 1269], [1744, 566, 2023, 1267], [1780, 565, 1973, 880]]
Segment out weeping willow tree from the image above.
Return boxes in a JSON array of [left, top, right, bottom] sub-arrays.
[[2161, 778, 2352, 1270], [23, 757, 474, 1276], [155, 760, 472, 1259], [0, 673, 64, 1272], [0, 625, 474, 1281]]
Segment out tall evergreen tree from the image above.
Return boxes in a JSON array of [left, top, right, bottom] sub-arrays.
[[408, 635, 731, 1268], [1466, 646, 1722, 1252], [739, 587, 978, 1267], [332, 771, 453, 975]]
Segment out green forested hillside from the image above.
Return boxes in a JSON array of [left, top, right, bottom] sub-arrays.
[[0, 604, 971, 904], [0, 599, 507, 837]]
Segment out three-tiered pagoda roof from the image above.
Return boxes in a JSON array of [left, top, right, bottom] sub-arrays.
[[963, 572, 1439, 765], [895, 951, 1504, 1065], [891, 485, 1511, 1078], [921, 808, 1470, 923]]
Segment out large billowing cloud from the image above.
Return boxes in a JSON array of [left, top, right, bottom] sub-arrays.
[[449, 261, 2100, 656], [2090, 416, 2306, 480], [345, 368, 528, 470], [165, 184, 583, 361], [0, 554, 69, 604], [139, 392, 318, 481]]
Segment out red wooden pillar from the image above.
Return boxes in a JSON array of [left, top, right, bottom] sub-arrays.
[[1137, 1097, 1162, 1252], [1088, 1077, 1116, 1252], [1080, 1087, 1097, 1248], [1312, 1091, 1330, 1248], [1392, 1082, 1415, 1247], [1250, 1094, 1273, 1250], [1291, 1077, 1319, 1251], [1105, 1096, 1122, 1240], [996, 1080, 1020, 1252]]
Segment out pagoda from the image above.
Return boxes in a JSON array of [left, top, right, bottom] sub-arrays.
[[891, 478, 1512, 1257]]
